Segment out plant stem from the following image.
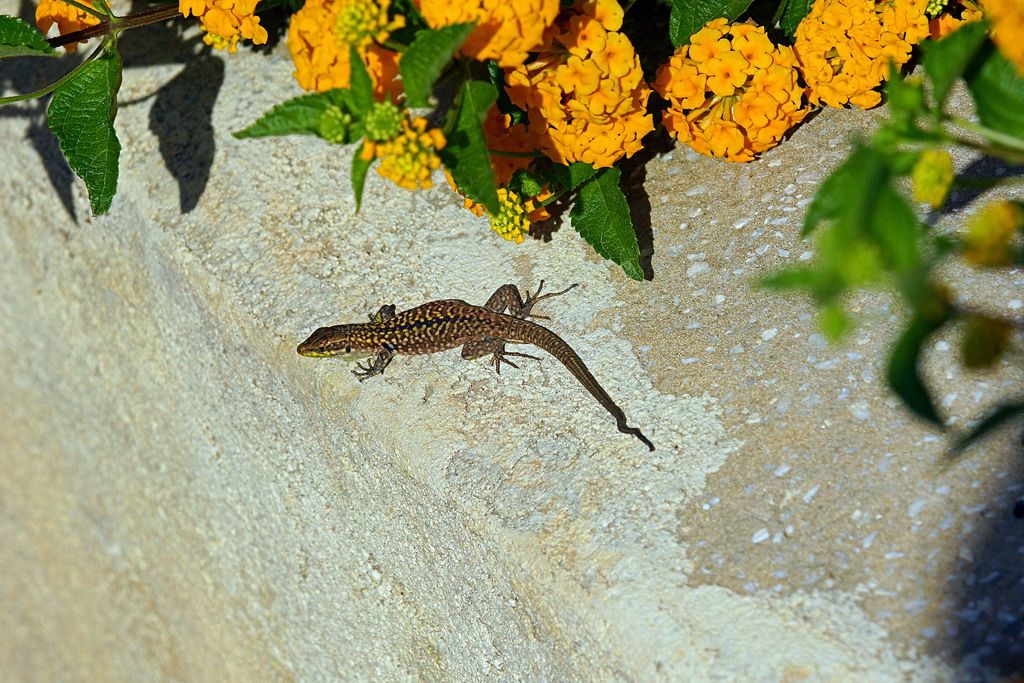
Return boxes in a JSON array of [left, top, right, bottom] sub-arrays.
[[62, 0, 109, 21], [0, 42, 106, 104], [950, 115, 1024, 157], [47, 2, 180, 49]]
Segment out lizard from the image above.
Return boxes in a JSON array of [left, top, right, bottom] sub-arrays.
[[297, 282, 655, 451]]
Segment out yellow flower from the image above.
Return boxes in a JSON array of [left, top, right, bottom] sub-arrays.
[[487, 188, 533, 242], [794, 0, 930, 109], [363, 115, 446, 190], [35, 0, 101, 52], [983, 0, 1024, 75], [912, 149, 954, 208], [504, 3, 653, 167], [962, 200, 1022, 266], [179, 0, 268, 52], [417, 0, 559, 67], [289, 0, 402, 98], [655, 20, 810, 162]]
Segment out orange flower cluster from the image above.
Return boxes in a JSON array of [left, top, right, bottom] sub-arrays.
[[481, 107, 541, 185], [504, 0, 653, 168], [289, 0, 402, 98], [362, 115, 446, 190], [654, 19, 810, 162], [794, 0, 930, 109], [417, 0, 559, 67], [35, 0, 100, 52], [983, 0, 1024, 75], [179, 0, 268, 52]]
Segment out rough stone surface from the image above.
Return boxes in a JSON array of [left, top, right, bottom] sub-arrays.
[[2, 12, 1023, 682]]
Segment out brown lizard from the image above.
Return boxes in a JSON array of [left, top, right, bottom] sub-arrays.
[[297, 282, 654, 450]]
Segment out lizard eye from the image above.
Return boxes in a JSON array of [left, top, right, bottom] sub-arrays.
[[345, 346, 352, 353]]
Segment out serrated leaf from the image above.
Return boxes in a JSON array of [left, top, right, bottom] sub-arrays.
[[348, 46, 373, 114], [0, 15, 57, 58], [779, 0, 813, 39], [233, 90, 350, 139], [887, 314, 947, 426], [923, 20, 988, 108], [547, 161, 596, 193], [669, 0, 752, 47], [965, 40, 1024, 139], [440, 78, 498, 214], [351, 141, 372, 212], [47, 48, 121, 214], [951, 400, 1024, 455], [570, 167, 643, 281], [400, 23, 474, 108]]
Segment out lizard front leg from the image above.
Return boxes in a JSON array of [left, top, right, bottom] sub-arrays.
[[352, 348, 395, 382], [482, 281, 579, 320], [368, 304, 397, 323], [461, 338, 540, 375]]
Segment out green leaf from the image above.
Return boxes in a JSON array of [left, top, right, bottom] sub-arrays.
[[351, 141, 372, 212], [547, 162, 596, 193], [951, 400, 1024, 455], [965, 40, 1024, 139], [819, 302, 849, 341], [923, 20, 989, 108], [47, 48, 122, 214], [803, 143, 884, 236], [233, 90, 352, 139], [400, 23, 474, 108], [779, 0, 813, 39], [509, 169, 543, 198], [348, 46, 373, 115], [887, 314, 947, 426], [440, 79, 499, 214], [669, 0, 753, 47], [0, 15, 57, 58], [570, 167, 643, 281], [486, 59, 528, 126]]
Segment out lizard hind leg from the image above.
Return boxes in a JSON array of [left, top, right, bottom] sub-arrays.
[[482, 281, 579, 320], [461, 338, 540, 375]]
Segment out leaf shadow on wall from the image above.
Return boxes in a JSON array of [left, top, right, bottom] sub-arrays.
[[949, 442, 1024, 679], [117, 12, 224, 214], [0, 0, 83, 220]]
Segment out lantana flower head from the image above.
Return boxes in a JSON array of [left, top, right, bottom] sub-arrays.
[[35, 0, 101, 52], [481, 107, 543, 185], [179, 0, 268, 52], [289, 0, 402, 98], [962, 200, 1022, 267], [794, 0, 930, 109], [504, 1, 653, 168], [417, 0, 559, 67], [655, 19, 810, 162], [362, 115, 446, 191], [983, 0, 1024, 75]]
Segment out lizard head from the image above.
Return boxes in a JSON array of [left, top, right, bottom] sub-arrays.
[[297, 325, 378, 360]]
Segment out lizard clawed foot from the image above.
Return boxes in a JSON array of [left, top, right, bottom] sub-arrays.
[[522, 280, 579, 319], [490, 349, 542, 374], [352, 361, 376, 382]]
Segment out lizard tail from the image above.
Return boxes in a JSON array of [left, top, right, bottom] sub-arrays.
[[509, 319, 655, 451]]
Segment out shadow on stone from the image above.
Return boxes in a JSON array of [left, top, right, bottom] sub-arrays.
[[147, 55, 223, 213], [944, 156, 1024, 215], [618, 128, 674, 281], [950, 444, 1024, 678]]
